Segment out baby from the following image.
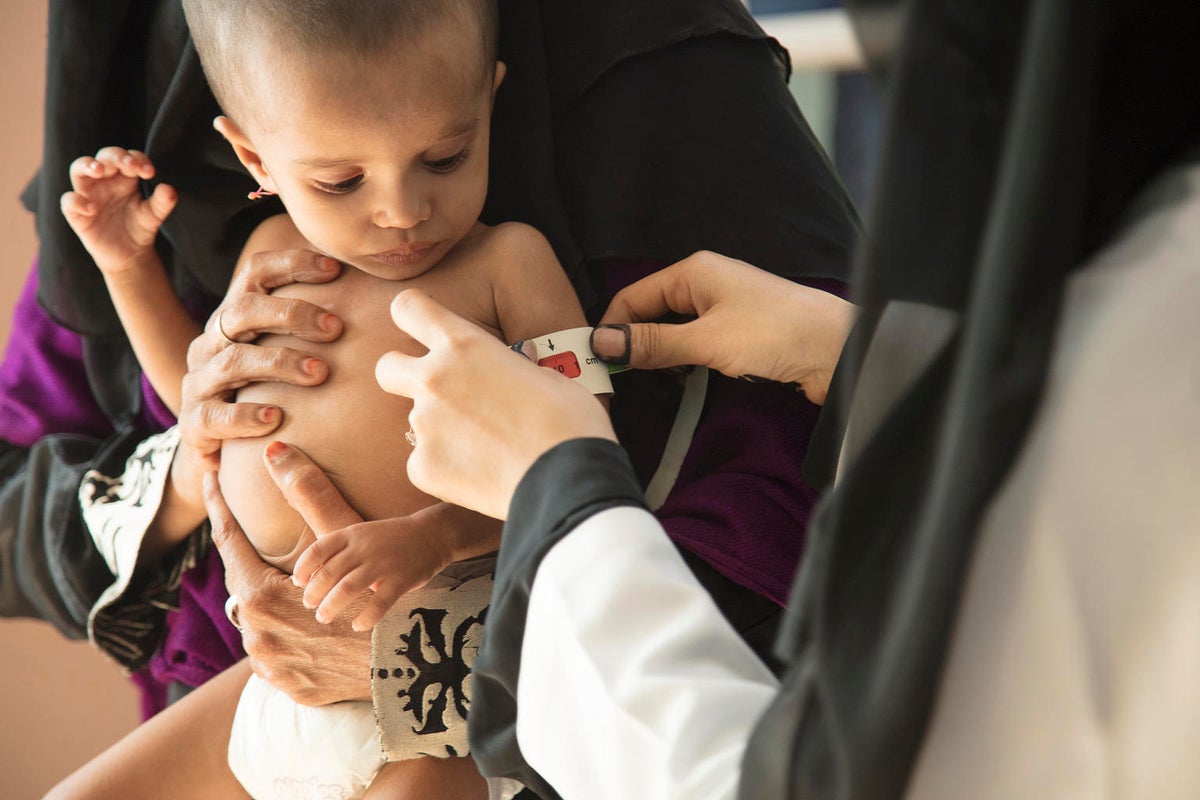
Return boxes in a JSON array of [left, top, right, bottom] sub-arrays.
[[58, 0, 592, 797]]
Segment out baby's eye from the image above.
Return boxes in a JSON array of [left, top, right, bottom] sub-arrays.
[[315, 174, 364, 194], [424, 150, 468, 174]]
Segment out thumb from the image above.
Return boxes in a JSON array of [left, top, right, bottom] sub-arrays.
[[204, 471, 272, 596], [144, 183, 178, 225], [591, 321, 700, 371]]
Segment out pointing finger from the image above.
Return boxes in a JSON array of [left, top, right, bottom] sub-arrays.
[[388, 289, 472, 352], [262, 442, 363, 537]]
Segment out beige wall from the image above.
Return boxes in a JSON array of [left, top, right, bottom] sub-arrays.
[[0, 4, 141, 798]]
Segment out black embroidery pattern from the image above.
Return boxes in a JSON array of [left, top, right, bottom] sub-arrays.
[[80, 431, 198, 669], [389, 605, 487, 737]]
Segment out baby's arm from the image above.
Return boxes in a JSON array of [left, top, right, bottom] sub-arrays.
[[62, 147, 198, 415], [488, 222, 591, 344]]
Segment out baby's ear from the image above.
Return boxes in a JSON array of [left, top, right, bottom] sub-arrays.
[[492, 61, 507, 97], [213, 116, 275, 191]]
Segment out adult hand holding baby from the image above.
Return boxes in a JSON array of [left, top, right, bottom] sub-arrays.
[[170, 243, 346, 521], [204, 471, 373, 706]]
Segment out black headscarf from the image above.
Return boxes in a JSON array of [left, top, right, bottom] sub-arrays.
[[25, 0, 859, 340], [749, 1, 1200, 797]]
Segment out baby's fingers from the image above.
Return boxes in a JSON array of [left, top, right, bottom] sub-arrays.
[[314, 568, 375, 625], [95, 146, 156, 180], [352, 589, 401, 633], [292, 533, 347, 589], [67, 155, 109, 191], [59, 190, 97, 223], [142, 183, 178, 225]]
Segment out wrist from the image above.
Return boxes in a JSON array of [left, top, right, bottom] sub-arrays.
[[418, 503, 501, 564], [100, 248, 162, 285]]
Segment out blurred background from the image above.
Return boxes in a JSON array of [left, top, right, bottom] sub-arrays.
[[0, 1, 881, 796], [0, 4, 142, 799]]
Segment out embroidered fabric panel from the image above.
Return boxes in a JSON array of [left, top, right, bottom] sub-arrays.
[[372, 561, 494, 761], [80, 427, 200, 669]]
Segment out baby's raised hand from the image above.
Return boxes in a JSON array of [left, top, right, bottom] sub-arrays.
[[292, 517, 451, 632], [61, 147, 178, 276]]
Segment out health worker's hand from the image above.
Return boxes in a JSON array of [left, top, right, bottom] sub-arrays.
[[204, 472, 372, 706], [376, 290, 616, 520], [593, 250, 857, 405]]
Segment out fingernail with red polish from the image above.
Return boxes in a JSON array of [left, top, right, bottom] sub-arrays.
[[259, 406, 278, 424], [320, 257, 340, 272], [264, 441, 290, 464], [303, 358, 322, 376], [319, 313, 339, 334]]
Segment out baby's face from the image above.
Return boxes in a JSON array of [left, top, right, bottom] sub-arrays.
[[237, 19, 501, 280]]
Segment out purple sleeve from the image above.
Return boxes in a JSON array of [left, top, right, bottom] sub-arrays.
[[0, 262, 182, 652], [0, 267, 113, 446]]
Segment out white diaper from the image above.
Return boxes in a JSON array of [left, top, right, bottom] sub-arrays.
[[228, 674, 384, 800], [228, 558, 498, 799]]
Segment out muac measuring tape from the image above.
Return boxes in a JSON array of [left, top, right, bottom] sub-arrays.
[[526, 327, 622, 395]]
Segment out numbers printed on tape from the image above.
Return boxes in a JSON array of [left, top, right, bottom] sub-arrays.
[[538, 351, 581, 379]]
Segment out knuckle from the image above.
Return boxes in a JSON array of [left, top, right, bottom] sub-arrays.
[[269, 298, 298, 329], [280, 461, 328, 499], [209, 516, 237, 546], [336, 575, 368, 598], [185, 336, 208, 370], [636, 323, 660, 360]]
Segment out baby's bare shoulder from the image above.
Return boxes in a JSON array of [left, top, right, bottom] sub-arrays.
[[457, 221, 553, 263]]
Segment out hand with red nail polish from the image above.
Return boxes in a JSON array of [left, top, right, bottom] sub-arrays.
[[168, 215, 344, 535]]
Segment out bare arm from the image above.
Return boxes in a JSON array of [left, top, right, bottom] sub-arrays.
[[61, 147, 196, 414], [490, 222, 591, 345]]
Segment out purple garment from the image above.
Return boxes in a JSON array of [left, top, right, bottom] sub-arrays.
[[601, 260, 844, 606], [149, 546, 245, 690], [0, 269, 110, 446], [1, 264, 240, 718], [0, 267, 189, 442]]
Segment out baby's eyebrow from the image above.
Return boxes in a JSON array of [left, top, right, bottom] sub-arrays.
[[294, 156, 358, 168], [436, 117, 480, 141], [293, 119, 480, 168]]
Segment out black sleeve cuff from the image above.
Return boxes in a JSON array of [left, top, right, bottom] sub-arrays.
[[468, 438, 647, 798]]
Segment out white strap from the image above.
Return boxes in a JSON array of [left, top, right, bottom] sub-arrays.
[[527, 327, 614, 395]]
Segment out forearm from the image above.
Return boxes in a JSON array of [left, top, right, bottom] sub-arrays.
[[411, 502, 502, 566], [102, 252, 201, 416], [521, 507, 777, 800], [140, 472, 207, 566]]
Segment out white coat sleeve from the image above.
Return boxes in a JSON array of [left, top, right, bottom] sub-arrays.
[[468, 438, 779, 800]]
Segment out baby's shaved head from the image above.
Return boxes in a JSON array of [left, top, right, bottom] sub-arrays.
[[183, 0, 499, 130]]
